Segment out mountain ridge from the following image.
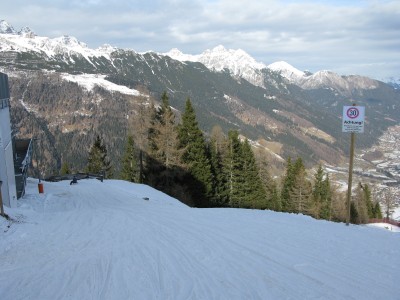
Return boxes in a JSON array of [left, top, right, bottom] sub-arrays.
[[1, 19, 399, 176], [1, 19, 391, 89]]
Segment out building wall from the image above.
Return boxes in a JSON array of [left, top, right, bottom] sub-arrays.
[[0, 72, 17, 208]]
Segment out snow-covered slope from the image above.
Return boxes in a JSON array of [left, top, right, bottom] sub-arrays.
[[61, 73, 141, 95], [1, 178, 399, 299]]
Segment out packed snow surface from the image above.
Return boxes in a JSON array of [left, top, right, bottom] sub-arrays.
[[61, 73, 141, 96], [1, 178, 399, 300]]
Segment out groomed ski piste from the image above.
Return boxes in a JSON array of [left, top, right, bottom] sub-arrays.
[[1, 178, 399, 299]]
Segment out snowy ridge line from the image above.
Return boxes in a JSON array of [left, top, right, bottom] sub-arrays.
[[0, 19, 394, 90]]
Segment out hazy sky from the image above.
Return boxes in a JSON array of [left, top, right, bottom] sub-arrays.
[[2, 0, 399, 80]]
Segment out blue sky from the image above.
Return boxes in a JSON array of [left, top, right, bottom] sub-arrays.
[[1, 0, 399, 80]]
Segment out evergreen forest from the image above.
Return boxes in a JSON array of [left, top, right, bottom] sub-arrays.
[[81, 92, 382, 225]]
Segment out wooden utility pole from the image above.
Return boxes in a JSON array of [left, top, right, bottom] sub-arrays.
[[342, 103, 365, 226], [346, 132, 355, 226]]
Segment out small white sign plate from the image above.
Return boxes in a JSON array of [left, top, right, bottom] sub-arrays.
[[342, 106, 365, 133]]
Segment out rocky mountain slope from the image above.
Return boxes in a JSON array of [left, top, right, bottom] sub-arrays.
[[1, 20, 399, 176]]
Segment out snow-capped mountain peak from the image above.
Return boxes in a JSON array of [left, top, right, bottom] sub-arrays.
[[0, 24, 105, 61], [267, 61, 305, 82], [0, 20, 16, 34], [164, 48, 197, 62], [54, 35, 87, 48], [96, 44, 118, 55], [164, 45, 266, 86], [18, 26, 36, 38], [199, 45, 266, 71]]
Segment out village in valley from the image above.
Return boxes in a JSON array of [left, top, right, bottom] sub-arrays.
[[325, 125, 400, 220]]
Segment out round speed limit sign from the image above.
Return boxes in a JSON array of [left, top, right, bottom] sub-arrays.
[[346, 107, 359, 119]]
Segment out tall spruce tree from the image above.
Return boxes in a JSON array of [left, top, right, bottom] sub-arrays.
[[241, 139, 266, 209], [361, 183, 374, 219], [120, 135, 138, 182], [177, 98, 213, 206], [209, 136, 228, 206], [312, 164, 324, 218], [86, 135, 113, 178], [281, 157, 294, 212], [224, 130, 245, 208], [350, 201, 359, 224], [312, 165, 332, 220], [209, 126, 229, 207], [372, 202, 383, 219]]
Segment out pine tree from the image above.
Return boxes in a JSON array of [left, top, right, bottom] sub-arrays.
[[350, 201, 359, 224], [312, 164, 324, 218], [120, 135, 138, 182], [312, 165, 332, 220], [209, 127, 229, 207], [373, 202, 383, 219], [177, 98, 213, 206], [281, 157, 294, 212], [223, 130, 245, 208], [290, 166, 312, 214], [221, 131, 266, 209], [240, 139, 266, 209], [282, 157, 306, 213], [362, 183, 374, 219], [87, 135, 113, 178]]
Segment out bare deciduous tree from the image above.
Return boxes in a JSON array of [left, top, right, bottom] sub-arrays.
[[379, 187, 399, 220]]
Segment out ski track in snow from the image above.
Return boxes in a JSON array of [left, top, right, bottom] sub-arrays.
[[0, 178, 399, 300]]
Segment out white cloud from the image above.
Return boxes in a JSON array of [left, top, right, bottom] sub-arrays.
[[1, 0, 399, 79]]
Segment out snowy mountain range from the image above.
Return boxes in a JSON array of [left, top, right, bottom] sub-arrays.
[[1, 19, 395, 90], [0, 20, 114, 61], [1, 19, 399, 175]]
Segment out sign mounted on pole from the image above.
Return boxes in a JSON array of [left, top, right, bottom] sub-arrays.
[[342, 106, 365, 133]]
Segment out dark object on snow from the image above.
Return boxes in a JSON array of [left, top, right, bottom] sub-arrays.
[[143, 197, 149, 201], [70, 176, 78, 185], [46, 172, 104, 182]]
